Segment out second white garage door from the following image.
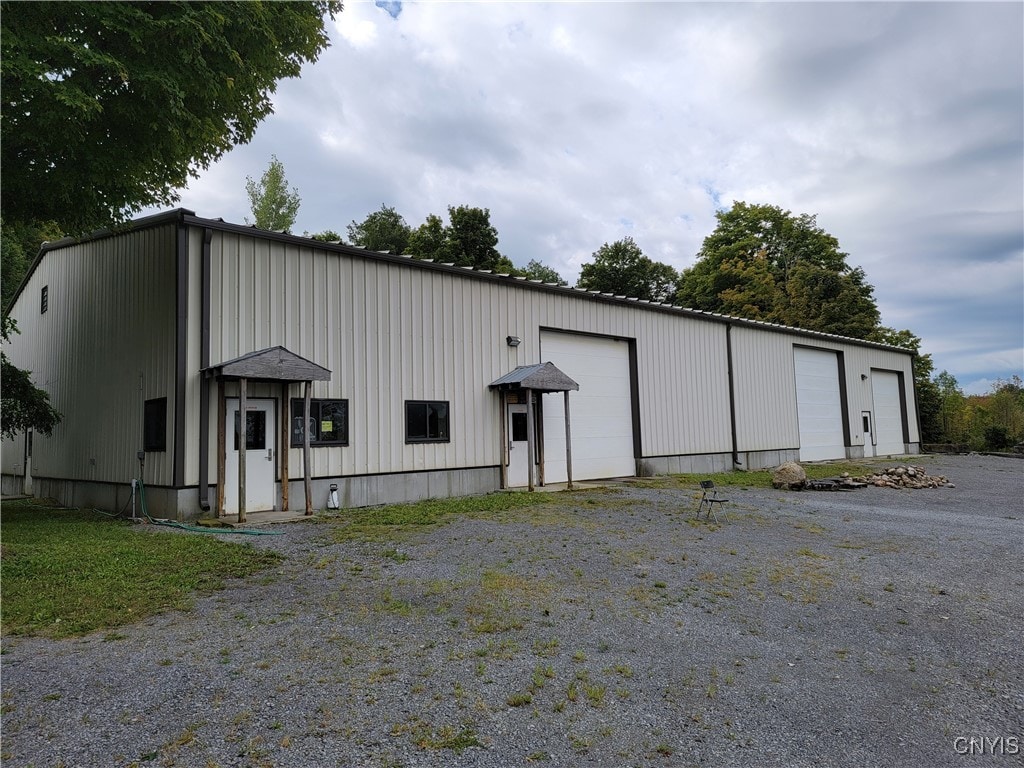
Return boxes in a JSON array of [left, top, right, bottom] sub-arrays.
[[871, 371, 905, 456], [540, 331, 636, 482], [794, 347, 846, 462]]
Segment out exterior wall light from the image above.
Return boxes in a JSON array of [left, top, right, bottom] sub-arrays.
[[506, 335, 522, 347], [861, 374, 869, 381]]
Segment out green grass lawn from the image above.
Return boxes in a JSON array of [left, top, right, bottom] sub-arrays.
[[1, 500, 282, 639], [325, 490, 558, 542]]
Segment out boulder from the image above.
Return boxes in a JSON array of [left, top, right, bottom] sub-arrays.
[[772, 461, 807, 490]]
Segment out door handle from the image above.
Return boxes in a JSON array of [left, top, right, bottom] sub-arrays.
[[266, 448, 273, 462], [509, 441, 514, 451]]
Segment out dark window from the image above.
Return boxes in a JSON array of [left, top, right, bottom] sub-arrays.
[[291, 399, 349, 447], [40, 285, 48, 314], [405, 400, 449, 443], [511, 411, 528, 442], [234, 410, 267, 451], [143, 398, 167, 452]]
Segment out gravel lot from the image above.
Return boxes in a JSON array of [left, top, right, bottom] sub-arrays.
[[2, 454, 1022, 768]]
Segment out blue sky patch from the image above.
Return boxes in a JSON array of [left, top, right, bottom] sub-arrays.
[[375, 0, 402, 20]]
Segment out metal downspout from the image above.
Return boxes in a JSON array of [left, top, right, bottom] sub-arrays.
[[910, 352, 923, 449], [726, 324, 740, 468], [198, 228, 213, 511]]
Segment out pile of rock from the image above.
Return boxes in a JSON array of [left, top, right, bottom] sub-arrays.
[[770, 462, 954, 491], [850, 465, 954, 489]]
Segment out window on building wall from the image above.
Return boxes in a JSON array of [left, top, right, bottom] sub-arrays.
[[405, 400, 449, 443], [40, 285, 48, 314], [143, 398, 167, 452], [291, 399, 349, 447]]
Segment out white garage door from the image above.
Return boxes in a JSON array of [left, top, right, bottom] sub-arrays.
[[540, 332, 635, 482], [794, 347, 846, 462], [871, 371, 905, 456]]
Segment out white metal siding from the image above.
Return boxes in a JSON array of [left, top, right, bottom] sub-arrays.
[[1, 225, 178, 485], [539, 331, 635, 481], [199, 231, 736, 482], [871, 371, 905, 456], [732, 327, 801, 452], [794, 347, 846, 461]]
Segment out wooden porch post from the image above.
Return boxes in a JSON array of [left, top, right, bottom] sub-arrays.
[[303, 380, 313, 515], [238, 376, 247, 524], [564, 390, 574, 491], [498, 389, 508, 489], [525, 387, 535, 492], [280, 382, 290, 512], [216, 379, 226, 516]]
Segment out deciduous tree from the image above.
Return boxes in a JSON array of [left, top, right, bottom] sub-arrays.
[[347, 205, 411, 254], [1, 220, 62, 310], [1, 318, 61, 439], [676, 202, 880, 339], [406, 206, 516, 273], [445, 205, 507, 272], [305, 229, 344, 243], [576, 237, 678, 303], [522, 259, 566, 285], [407, 214, 450, 262], [1, 1, 341, 235], [245, 155, 301, 232]]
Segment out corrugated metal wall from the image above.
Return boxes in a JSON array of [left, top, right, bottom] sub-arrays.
[[846, 344, 920, 447], [4, 220, 921, 496], [197, 231, 736, 483], [1, 225, 178, 485], [731, 326, 919, 454], [732, 327, 802, 452]]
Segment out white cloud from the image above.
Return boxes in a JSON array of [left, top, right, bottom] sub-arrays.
[[333, 6, 378, 49]]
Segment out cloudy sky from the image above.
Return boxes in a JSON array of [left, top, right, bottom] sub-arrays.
[[159, 1, 1023, 395]]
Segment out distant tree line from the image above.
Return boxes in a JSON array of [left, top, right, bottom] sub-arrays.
[[928, 374, 1023, 451], [309, 203, 569, 285]]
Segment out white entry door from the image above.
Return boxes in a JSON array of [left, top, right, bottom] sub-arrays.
[[225, 398, 276, 513], [862, 411, 876, 457], [507, 403, 530, 488]]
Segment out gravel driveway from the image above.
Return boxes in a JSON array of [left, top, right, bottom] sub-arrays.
[[2, 454, 1022, 768]]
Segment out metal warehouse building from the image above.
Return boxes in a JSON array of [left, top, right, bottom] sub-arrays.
[[1, 210, 920, 519]]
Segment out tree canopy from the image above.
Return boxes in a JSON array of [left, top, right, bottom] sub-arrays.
[[347, 205, 411, 254], [1, 318, 61, 439], [2, 219, 62, 310], [406, 205, 518, 273], [1, 1, 341, 235], [675, 202, 880, 339], [522, 259, 566, 285], [245, 155, 301, 232], [576, 237, 678, 303]]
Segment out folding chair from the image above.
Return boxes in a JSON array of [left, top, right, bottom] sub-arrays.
[[696, 480, 729, 522]]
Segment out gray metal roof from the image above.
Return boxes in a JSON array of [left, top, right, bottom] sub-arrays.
[[489, 362, 579, 392], [203, 346, 331, 382]]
